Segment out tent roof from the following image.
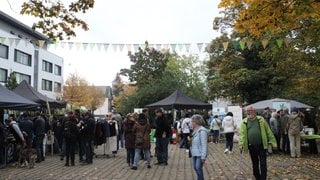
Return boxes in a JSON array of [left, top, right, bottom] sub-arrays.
[[13, 80, 66, 108], [245, 98, 313, 110], [0, 84, 39, 109], [145, 90, 212, 109]]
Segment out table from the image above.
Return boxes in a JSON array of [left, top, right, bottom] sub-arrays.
[[301, 134, 320, 140], [300, 134, 320, 154]]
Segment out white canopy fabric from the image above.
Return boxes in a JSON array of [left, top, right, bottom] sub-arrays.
[[245, 98, 313, 110]]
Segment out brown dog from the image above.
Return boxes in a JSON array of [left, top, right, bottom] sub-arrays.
[[18, 148, 37, 168]]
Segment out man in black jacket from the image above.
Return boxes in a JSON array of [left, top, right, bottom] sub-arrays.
[[154, 108, 172, 166], [34, 112, 45, 163], [79, 112, 95, 165]]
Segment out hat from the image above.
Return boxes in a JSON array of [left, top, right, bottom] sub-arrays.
[[226, 112, 233, 117]]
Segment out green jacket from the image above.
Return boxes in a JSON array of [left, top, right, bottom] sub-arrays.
[[239, 115, 277, 153]]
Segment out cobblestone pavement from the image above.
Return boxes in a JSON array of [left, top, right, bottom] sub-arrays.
[[1, 142, 319, 180]]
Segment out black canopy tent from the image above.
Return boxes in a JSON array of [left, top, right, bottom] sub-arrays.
[[0, 84, 39, 109], [13, 80, 66, 109], [145, 89, 212, 110]]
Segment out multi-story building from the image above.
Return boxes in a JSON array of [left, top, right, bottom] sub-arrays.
[[0, 11, 63, 100]]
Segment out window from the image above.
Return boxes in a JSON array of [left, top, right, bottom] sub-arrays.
[[0, 68, 7, 82], [42, 79, 52, 91], [14, 49, 31, 66], [54, 82, 62, 93], [0, 44, 8, 59], [54, 65, 62, 76], [42, 60, 53, 73], [14, 72, 31, 84]]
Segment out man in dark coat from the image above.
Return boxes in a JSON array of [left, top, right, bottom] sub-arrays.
[[19, 113, 34, 148], [79, 112, 95, 165], [154, 108, 172, 166], [63, 112, 79, 166], [34, 112, 46, 163]]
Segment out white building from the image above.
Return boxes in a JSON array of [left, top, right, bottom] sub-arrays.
[[0, 11, 63, 100]]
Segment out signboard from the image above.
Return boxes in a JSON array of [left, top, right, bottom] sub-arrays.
[[272, 101, 291, 112]]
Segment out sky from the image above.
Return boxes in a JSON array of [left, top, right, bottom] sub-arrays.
[[1, 0, 221, 86]]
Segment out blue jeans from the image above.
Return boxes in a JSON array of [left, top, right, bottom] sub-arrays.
[[117, 130, 124, 150], [126, 148, 135, 165], [133, 148, 150, 167], [192, 156, 204, 180], [248, 144, 267, 180], [155, 137, 169, 163]]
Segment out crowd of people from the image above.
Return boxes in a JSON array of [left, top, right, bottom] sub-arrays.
[[0, 106, 318, 180]]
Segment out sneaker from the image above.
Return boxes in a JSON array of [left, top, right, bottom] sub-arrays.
[[186, 149, 189, 153], [131, 166, 137, 170], [224, 149, 229, 154], [228, 151, 233, 154], [147, 165, 151, 168], [155, 162, 163, 165]]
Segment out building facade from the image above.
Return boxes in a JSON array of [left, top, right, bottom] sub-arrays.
[[0, 11, 63, 100]]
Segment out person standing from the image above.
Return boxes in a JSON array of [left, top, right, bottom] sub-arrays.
[[180, 113, 192, 150], [131, 113, 151, 170], [222, 112, 236, 153], [104, 113, 118, 157], [79, 112, 95, 165], [154, 108, 171, 166], [123, 113, 136, 167], [63, 112, 79, 166], [239, 106, 277, 180], [210, 115, 221, 144], [189, 114, 208, 180], [112, 110, 124, 150], [270, 112, 281, 153], [34, 112, 46, 163], [279, 109, 290, 154], [287, 108, 303, 158], [18, 113, 34, 149]]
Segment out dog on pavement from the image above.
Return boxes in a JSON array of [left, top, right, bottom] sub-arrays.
[[17, 147, 37, 168]]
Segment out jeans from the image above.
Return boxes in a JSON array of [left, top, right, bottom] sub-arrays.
[[117, 130, 124, 150], [155, 137, 169, 163], [248, 144, 267, 180], [192, 156, 204, 180], [211, 130, 220, 143], [85, 139, 94, 163], [133, 148, 151, 167], [282, 134, 290, 154], [35, 135, 44, 161], [225, 132, 234, 151], [126, 148, 135, 165], [180, 133, 190, 148]]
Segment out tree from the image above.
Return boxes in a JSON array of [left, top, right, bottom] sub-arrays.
[[120, 41, 170, 88], [63, 73, 90, 109], [18, 0, 95, 40], [5, 72, 18, 90], [86, 86, 105, 113], [218, 0, 320, 37], [111, 73, 123, 97]]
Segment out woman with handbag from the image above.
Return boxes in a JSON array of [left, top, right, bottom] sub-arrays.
[[131, 113, 151, 170]]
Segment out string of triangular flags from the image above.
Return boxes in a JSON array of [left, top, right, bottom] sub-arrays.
[[0, 36, 291, 53]]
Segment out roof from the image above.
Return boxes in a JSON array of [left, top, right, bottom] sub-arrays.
[[0, 10, 48, 40], [0, 84, 39, 109], [145, 89, 212, 110], [245, 98, 313, 110], [13, 80, 66, 108]]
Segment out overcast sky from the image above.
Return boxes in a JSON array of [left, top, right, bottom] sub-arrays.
[[1, 0, 221, 86]]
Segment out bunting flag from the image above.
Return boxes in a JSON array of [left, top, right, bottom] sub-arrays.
[[239, 40, 246, 50], [247, 41, 253, 50], [261, 39, 269, 49], [0, 36, 304, 54], [222, 42, 229, 51]]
